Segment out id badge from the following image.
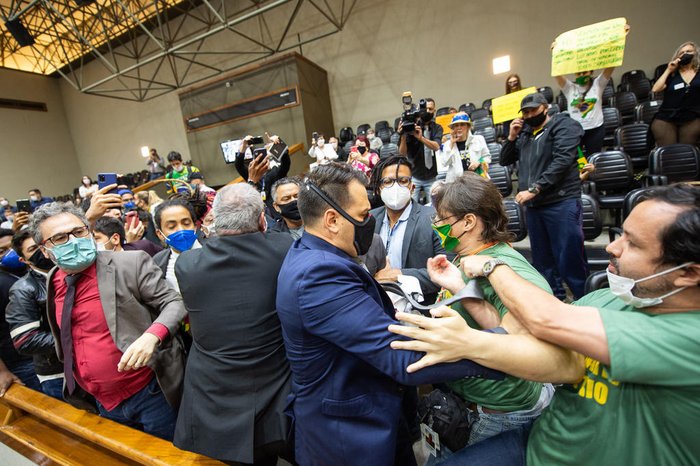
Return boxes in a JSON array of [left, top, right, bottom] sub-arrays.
[[261, 190, 267, 201], [673, 82, 685, 91], [420, 423, 441, 458]]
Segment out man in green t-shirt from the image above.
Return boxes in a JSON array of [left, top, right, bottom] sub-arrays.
[[390, 183, 700, 465], [165, 151, 200, 194]]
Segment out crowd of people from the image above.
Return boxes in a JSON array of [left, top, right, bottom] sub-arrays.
[[0, 37, 698, 466]]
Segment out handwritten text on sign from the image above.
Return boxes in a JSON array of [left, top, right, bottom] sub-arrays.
[[491, 87, 538, 125], [551, 18, 627, 76]]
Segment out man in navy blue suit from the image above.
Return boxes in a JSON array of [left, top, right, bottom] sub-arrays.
[[276, 163, 503, 466]]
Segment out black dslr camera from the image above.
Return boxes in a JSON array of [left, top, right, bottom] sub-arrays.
[[400, 91, 432, 134]]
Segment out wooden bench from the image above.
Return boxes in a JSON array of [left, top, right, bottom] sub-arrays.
[[0, 385, 223, 465]]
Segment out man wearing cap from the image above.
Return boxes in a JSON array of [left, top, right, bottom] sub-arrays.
[[118, 189, 137, 211], [188, 172, 215, 193], [438, 112, 491, 182], [501, 93, 588, 300]]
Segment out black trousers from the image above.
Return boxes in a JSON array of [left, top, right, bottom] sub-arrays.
[[581, 124, 605, 156]]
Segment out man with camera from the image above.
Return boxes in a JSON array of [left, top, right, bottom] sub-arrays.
[[398, 96, 443, 204]]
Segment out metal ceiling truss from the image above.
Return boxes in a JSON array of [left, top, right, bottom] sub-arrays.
[[0, 0, 357, 101]]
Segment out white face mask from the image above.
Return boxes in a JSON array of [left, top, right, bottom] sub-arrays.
[[201, 223, 216, 237], [0, 200, 8, 207], [30, 195, 39, 202], [606, 262, 693, 308], [317, 138, 325, 147], [381, 184, 412, 211], [331, 142, 338, 150], [96, 240, 113, 252]]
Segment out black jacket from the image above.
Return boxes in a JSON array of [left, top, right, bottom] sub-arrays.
[[172, 232, 294, 463], [501, 113, 584, 207], [6, 269, 63, 377]]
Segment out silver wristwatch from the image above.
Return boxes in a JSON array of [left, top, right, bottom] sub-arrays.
[[482, 259, 507, 277]]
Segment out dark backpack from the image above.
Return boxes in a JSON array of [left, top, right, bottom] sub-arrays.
[[417, 389, 471, 453]]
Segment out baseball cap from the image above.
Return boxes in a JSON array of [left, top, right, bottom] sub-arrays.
[[448, 112, 471, 128], [519, 93, 548, 112]]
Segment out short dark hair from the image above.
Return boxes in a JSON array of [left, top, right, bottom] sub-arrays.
[[369, 155, 413, 196], [271, 176, 302, 203], [153, 198, 196, 229], [432, 172, 514, 243], [0, 228, 15, 240], [11, 229, 32, 257], [298, 163, 367, 227], [640, 183, 700, 266], [167, 151, 183, 162], [94, 217, 126, 245], [29, 188, 41, 194]]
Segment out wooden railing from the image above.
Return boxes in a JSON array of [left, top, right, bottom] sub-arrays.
[[133, 142, 306, 193], [0, 385, 223, 465]]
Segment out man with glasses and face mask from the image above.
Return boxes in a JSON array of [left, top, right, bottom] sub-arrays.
[[501, 92, 588, 301], [369, 156, 447, 304], [276, 163, 503, 466], [28, 202, 186, 440], [389, 183, 700, 465]]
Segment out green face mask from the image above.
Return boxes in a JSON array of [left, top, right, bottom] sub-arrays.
[[432, 220, 464, 252], [575, 75, 592, 86]]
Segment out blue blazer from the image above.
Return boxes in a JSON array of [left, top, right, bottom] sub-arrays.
[[276, 233, 502, 466]]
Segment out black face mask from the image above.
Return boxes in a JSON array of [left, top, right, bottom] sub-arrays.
[[29, 248, 55, 271], [679, 53, 694, 66], [279, 200, 301, 221], [357, 146, 367, 155], [306, 182, 376, 256], [524, 110, 547, 128]]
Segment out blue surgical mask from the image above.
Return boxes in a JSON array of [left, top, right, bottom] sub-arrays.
[[48, 237, 97, 273], [164, 229, 197, 252], [1, 249, 26, 273], [124, 202, 136, 210]]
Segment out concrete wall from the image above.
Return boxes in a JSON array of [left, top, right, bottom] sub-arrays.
[[4, 0, 698, 189], [0, 69, 82, 200], [301, 0, 700, 129]]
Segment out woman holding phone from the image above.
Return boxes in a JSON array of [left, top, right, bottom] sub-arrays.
[[651, 41, 700, 145], [348, 135, 379, 177]]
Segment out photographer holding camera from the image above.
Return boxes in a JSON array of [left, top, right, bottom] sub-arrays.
[[398, 95, 442, 204]]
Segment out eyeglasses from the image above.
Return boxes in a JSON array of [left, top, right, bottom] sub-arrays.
[[42, 226, 90, 247], [380, 176, 412, 188], [430, 213, 457, 226]]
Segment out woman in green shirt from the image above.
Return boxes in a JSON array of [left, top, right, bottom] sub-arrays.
[[427, 173, 555, 457]]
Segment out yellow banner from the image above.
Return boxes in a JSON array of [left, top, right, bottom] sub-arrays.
[[491, 87, 538, 124], [551, 18, 627, 76], [435, 114, 455, 136]]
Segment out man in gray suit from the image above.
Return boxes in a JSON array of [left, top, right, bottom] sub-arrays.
[[28, 202, 186, 441], [370, 155, 447, 304], [173, 184, 294, 465]]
